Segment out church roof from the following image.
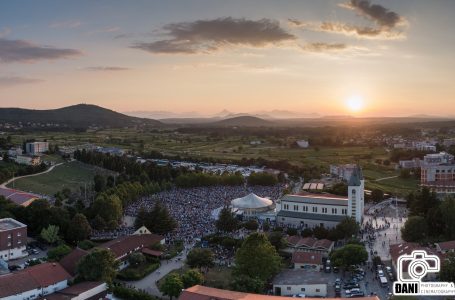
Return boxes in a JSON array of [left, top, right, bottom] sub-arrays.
[[231, 193, 273, 209]]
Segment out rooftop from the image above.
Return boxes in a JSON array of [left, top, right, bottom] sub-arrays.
[[0, 187, 40, 206], [0, 218, 26, 231], [281, 194, 348, 206], [277, 210, 347, 222], [273, 269, 330, 285]]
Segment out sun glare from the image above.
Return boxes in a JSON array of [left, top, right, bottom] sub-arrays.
[[346, 95, 364, 113]]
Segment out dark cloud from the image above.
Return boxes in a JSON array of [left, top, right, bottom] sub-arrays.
[[302, 42, 348, 52], [0, 38, 82, 63], [132, 17, 296, 54], [342, 0, 404, 28], [84, 66, 130, 71], [0, 76, 43, 88]]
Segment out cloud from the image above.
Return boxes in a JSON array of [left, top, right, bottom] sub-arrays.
[[83, 66, 130, 71], [132, 17, 296, 54], [301, 42, 348, 52], [50, 20, 83, 29], [340, 0, 405, 28], [0, 76, 43, 88], [0, 38, 82, 63], [0, 27, 11, 38], [290, 20, 404, 40]]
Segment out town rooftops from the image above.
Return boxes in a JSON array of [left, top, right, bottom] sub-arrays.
[[281, 193, 348, 206], [278, 210, 347, 222], [38, 281, 107, 300], [178, 285, 379, 300], [0, 262, 71, 298], [0, 217, 26, 231], [389, 243, 445, 272], [436, 240, 455, 252], [100, 233, 164, 259], [59, 247, 89, 276], [291, 251, 323, 265], [273, 269, 330, 285]]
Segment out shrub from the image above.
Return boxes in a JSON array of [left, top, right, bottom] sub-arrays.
[[112, 286, 157, 300]]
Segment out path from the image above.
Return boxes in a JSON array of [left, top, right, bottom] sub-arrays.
[[0, 162, 64, 189], [129, 244, 191, 297], [374, 175, 398, 182]]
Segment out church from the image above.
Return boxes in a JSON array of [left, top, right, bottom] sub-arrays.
[[276, 166, 364, 229]]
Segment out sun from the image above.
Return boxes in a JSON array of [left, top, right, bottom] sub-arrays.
[[345, 95, 364, 113]]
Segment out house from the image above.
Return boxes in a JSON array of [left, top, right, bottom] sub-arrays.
[[178, 285, 379, 300], [60, 232, 164, 275], [14, 155, 41, 166], [435, 240, 455, 254], [0, 262, 71, 300], [0, 218, 28, 261], [286, 236, 334, 255], [296, 140, 309, 148], [421, 152, 455, 194], [273, 269, 330, 297], [25, 142, 49, 155], [38, 281, 108, 300], [291, 251, 323, 270]]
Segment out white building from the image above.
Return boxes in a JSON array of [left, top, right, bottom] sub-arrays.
[[0, 262, 71, 300], [25, 142, 49, 155], [329, 164, 358, 182], [230, 193, 275, 220], [273, 269, 329, 297], [14, 155, 41, 166], [277, 166, 364, 228], [296, 140, 309, 148]]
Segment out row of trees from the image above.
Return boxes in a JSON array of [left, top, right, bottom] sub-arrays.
[[401, 188, 455, 242]]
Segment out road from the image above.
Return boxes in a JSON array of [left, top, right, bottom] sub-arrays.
[[129, 245, 190, 297], [374, 176, 399, 182], [0, 162, 64, 189]]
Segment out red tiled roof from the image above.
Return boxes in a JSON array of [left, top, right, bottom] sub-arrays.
[[436, 240, 455, 252], [142, 248, 163, 257], [389, 243, 445, 272], [179, 285, 379, 300], [286, 236, 333, 250], [59, 247, 89, 276], [292, 251, 323, 265], [0, 263, 71, 298], [0, 187, 39, 206], [100, 233, 164, 259]]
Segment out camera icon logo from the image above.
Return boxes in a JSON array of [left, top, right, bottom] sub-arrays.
[[397, 250, 440, 282]]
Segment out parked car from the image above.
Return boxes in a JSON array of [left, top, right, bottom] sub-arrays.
[[349, 291, 365, 298], [333, 266, 340, 273]]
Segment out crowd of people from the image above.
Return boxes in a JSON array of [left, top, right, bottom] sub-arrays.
[[125, 185, 284, 244]]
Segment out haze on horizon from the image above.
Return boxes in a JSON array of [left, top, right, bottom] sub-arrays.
[[1, 0, 455, 118]]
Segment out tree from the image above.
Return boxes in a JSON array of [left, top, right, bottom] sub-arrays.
[[371, 189, 384, 203], [440, 196, 455, 240], [67, 213, 92, 243], [159, 273, 183, 300], [335, 217, 360, 240], [243, 219, 259, 231], [90, 194, 122, 229], [181, 269, 204, 288], [330, 244, 368, 270], [91, 214, 106, 230], [286, 228, 298, 236], [216, 207, 239, 232], [128, 252, 146, 267], [186, 248, 214, 269], [40, 225, 60, 244], [440, 253, 455, 283], [136, 202, 177, 235], [267, 231, 286, 251], [77, 248, 118, 283], [235, 233, 281, 281], [94, 174, 106, 192], [47, 244, 72, 261], [401, 216, 428, 242], [230, 274, 265, 293]]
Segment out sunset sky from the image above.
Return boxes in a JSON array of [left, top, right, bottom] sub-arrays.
[[1, 0, 455, 117]]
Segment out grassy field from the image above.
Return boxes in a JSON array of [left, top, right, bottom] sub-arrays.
[[7, 161, 109, 196]]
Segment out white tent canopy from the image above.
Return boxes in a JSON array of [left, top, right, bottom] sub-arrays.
[[231, 193, 273, 209]]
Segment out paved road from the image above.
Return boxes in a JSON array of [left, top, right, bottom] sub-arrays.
[[374, 176, 399, 182], [0, 162, 64, 189], [129, 245, 190, 297]]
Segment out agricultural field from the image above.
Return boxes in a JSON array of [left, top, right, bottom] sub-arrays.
[[6, 161, 112, 196]]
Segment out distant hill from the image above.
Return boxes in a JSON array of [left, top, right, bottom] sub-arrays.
[[0, 104, 162, 128], [209, 116, 275, 127]]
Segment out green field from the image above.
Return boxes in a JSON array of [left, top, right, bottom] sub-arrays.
[[7, 161, 110, 196]]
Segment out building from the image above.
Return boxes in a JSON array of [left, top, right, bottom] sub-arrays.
[[443, 138, 455, 148], [398, 158, 421, 169], [435, 240, 455, 254], [0, 218, 27, 261], [60, 231, 164, 275], [291, 251, 323, 270], [296, 140, 309, 148], [420, 152, 455, 194], [277, 165, 364, 228], [285, 236, 334, 255], [14, 155, 41, 166], [0, 188, 40, 207], [25, 142, 49, 155], [230, 193, 275, 220], [37, 281, 108, 300], [0, 262, 71, 300], [273, 269, 329, 297], [178, 285, 379, 300]]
